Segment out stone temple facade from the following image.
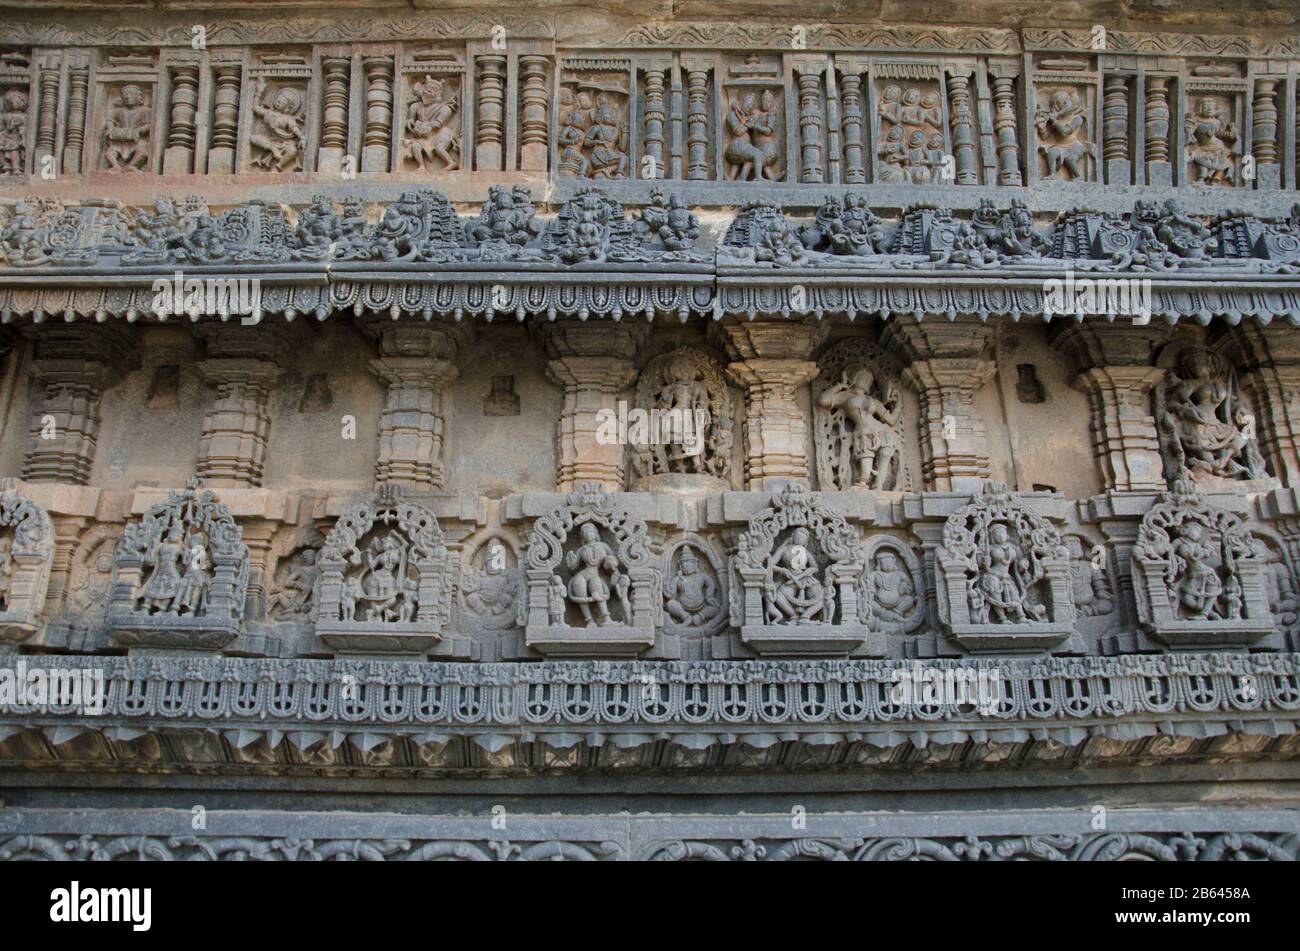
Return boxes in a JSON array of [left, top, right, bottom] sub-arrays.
[[0, 0, 1298, 862]]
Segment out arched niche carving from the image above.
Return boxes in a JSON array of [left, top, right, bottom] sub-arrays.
[[0, 483, 54, 646], [1133, 480, 1280, 649], [315, 486, 455, 656], [1062, 531, 1118, 627], [813, 339, 910, 492], [731, 483, 875, 656], [627, 345, 734, 491], [935, 482, 1081, 653], [662, 533, 727, 637], [107, 477, 249, 651], [459, 532, 524, 633], [266, 530, 323, 625], [524, 483, 658, 657], [860, 535, 926, 637]]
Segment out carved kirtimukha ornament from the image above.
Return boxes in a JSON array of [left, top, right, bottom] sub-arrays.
[[524, 483, 658, 656], [936, 483, 1080, 653], [107, 478, 249, 651], [1132, 480, 1279, 649], [731, 483, 874, 656], [813, 339, 908, 491], [0, 483, 54, 646], [315, 486, 457, 656]]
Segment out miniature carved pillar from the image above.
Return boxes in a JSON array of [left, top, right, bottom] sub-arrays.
[[947, 73, 979, 185], [475, 54, 506, 171], [44, 516, 88, 618], [362, 55, 394, 173], [208, 65, 242, 174], [1049, 323, 1171, 493], [1251, 78, 1281, 189], [1102, 74, 1130, 184], [990, 75, 1022, 186], [883, 318, 996, 493], [20, 325, 135, 486], [539, 321, 646, 492], [192, 324, 288, 488], [685, 64, 710, 181], [840, 72, 866, 183], [519, 55, 550, 172], [1144, 76, 1172, 185], [162, 64, 199, 174], [62, 68, 89, 174], [365, 321, 469, 491], [795, 61, 825, 183], [642, 68, 667, 179], [317, 56, 351, 174], [718, 319, 825, 490], [1212, 323, 1300, 487], [35, 66, 59, 168]]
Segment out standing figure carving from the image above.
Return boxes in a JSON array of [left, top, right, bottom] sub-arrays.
[[723, 90, 783, 181], [249, 79, 306, 172], [1184, 97, 1237, 185], [403, 75, 460, 172], [813, 340, 908, 491], [1035, 88, 1094, 180], [629, 347, 733, 486], [0, 89, 28, 176]]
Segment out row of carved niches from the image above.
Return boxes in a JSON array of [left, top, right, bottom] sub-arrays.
[[8, 189, 1300, 275], [2, 42, 1295, 189]]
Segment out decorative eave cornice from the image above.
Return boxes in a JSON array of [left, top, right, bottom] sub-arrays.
[[2, 653, 1297, 775]]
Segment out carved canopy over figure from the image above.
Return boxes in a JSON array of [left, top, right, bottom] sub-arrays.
[[249, 79, 306, 172], [813, 339, 908, 491], [629, 346, 733, 485], [403, 75, 461, 172], [102, 84, 152, 172], [1154, 345, 1268, 485]]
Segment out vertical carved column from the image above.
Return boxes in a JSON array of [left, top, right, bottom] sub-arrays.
[[795, 63, 825, 183], [475, 54, 506, 171], [366, 322, 469, 491], [192, 324, 288, 488], [883, 319, 997, 492], [1144, 76, 1172, 185], [642, 68, 667, 179], [44, 516, 89, 620], [1048, 323, 1171, 493], [947, 74, 979, 185], [1251, 78, 1280, 189], [208, 65, 241, 174], [539, 322, 646, 492], [1102, 74, 1130, 184], [990, 75, 1022, 186], [317, 55, 351, 174], [162, 64, 199, 174], [1213, 323, 1300, 487], [519, 55, 550, 172], [685, 65, 710, 180], [61, 68, 89, 174], [35, 66, 59, 168], [717, 319, 825, 490], [20, 326, 135, 486], [361, 55, 394, 173], [840, 72, 866, 183]]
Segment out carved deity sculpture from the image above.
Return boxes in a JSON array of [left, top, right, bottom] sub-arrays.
[[1065, 535, 1115, 619], [561, 522, 631, 627], [556, 84, 629, 180], [862, 547, 922, 634], [874, 83, 947, 184], [1133, 480, 1277, 647], [249, 79, 306, 172], [469, 184, 539, 251], [637, 187, 700, 254], [0, 89, 28, 176], [403, 75, 461, 172], [971, 198, 1049, 257], [267, 544, 321, 622], [0, 485, 54, 644], [108, 478, 249, 650], [1184, 96, 1237, 185], [664, 547, 721, 629], [813, 340, 907, 491], [102, 84, 152, 172], [799, 194, 885, 256], [1154, 345, 1268, 485], [1035, 88, 1094, 180], [629, 347, 733, 486], [723, 89, 783, 181], [462, 540, 520, 630]]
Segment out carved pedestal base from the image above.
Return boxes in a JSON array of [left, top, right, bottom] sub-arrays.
[[0, 611, 43, 646], [107, 615, 241, 652], [525, 623, 656, 657], [317, 621, 444, 656], [741, 622, 876, 657], [1142, 618, 1280, 651], [945, 623, 1084, 655]]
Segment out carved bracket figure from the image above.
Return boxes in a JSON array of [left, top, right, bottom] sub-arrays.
[[107, 477, 249, 651], [732, 483, 875, 656], [0, 483, 54, 647], [935, 483, 1081, 653], [315, 485, 460, 657], [1132, 480, 1280, 650], [524, 483, 658, 656]]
